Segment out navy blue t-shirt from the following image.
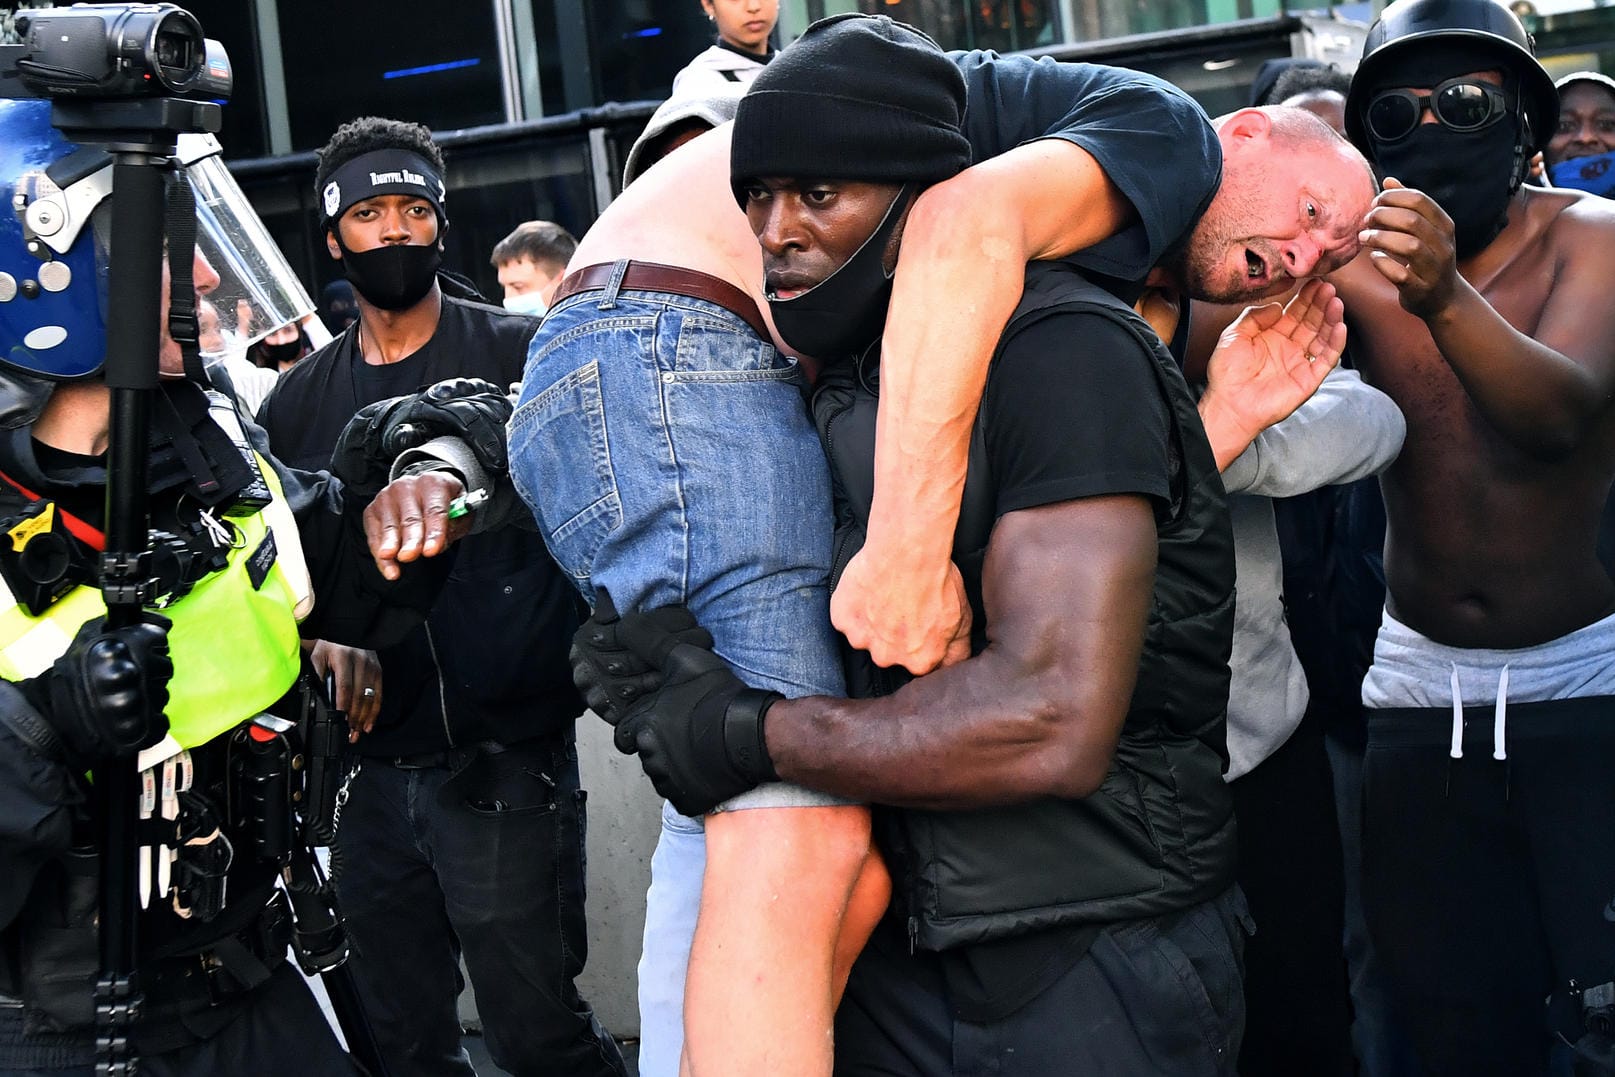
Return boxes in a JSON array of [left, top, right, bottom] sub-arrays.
[[950, 50, 1223, 286]]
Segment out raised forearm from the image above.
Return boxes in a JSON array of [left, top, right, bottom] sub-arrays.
[[862, 142, 1136, 581], [1428, 283, 1606, 459], [864, 181, 1022, 568], [1220, 369, 1406, 497]]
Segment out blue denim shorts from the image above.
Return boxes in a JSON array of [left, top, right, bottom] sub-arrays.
[[508, 261, 852, 812]]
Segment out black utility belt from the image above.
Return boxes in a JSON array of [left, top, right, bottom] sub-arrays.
[[140, 890, 293, 1020], [7, 887, 291, 1040]]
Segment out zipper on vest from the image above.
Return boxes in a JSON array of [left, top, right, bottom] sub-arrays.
[[426, 623, 454, 747], [907, 915, 919, 955]]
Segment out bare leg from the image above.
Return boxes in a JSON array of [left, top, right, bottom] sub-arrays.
[[833, 839, 891, 999], [681, 805, 889, 1077]]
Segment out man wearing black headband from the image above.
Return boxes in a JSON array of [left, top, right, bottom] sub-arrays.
[[1184, 1, 1615, 1072], [256, 118, 625, 1077], [0, 97, 511, 1075]]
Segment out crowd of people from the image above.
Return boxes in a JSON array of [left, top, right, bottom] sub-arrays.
[[1, 0, 1614, 1075]]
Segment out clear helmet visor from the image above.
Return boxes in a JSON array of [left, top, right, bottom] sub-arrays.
[[181, 138, 313, 355], [0, 120, 310, 383]]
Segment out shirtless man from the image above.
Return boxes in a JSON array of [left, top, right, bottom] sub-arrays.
[[1324, 1, 1615, 1073], [507, 21, 1371, 1075]]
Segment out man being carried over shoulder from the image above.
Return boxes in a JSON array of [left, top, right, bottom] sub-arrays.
[[512, 15, 1373, 1074], [565, 15, 1371, 1075]]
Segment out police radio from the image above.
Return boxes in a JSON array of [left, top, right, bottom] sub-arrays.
[[0, 499, 95, 614]]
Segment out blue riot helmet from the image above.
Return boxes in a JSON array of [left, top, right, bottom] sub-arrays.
[[0, 99, 105, 380], [0, 96, 313, 382]]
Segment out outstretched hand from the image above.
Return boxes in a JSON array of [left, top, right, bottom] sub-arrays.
[[363, 472, 472, 581], [1198, 279, 1346, 468]]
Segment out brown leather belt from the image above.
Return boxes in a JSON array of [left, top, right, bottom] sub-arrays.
[[551, 261, 770, 341]]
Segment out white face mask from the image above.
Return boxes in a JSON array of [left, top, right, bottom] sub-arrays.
[[502, 291, 548, 317]]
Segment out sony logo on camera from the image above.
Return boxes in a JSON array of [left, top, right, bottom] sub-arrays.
[[11, 3, 230, 101]]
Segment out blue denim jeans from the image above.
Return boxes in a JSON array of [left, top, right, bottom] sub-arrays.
[[508, 263, 849, 1076]]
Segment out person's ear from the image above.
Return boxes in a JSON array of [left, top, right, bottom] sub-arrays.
[[1221, 107, 1275, 147], [325, 227, 342, 262]]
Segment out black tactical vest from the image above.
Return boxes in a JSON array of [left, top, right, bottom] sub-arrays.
[[811, 260, 1237, 950]]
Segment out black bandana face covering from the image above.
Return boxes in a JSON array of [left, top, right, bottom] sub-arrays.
[[1372, 118, 1520, 259], [258, 335, 303, 366], [767, 186, 911, 362], [1364, 45, 1526, 260], [336, 234, 442, 311]]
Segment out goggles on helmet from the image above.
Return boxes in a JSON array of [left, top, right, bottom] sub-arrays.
[[1366, 77, 1511, 142]]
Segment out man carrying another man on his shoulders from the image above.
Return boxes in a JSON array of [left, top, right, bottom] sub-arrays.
[[562, 14, 1375, 1075]]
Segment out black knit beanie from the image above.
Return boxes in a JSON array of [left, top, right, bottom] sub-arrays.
[[729, 13, 972, 207]]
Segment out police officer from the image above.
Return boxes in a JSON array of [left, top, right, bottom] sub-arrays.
[[256, 117, 624, 1077], [0, 96, 510, 1074]]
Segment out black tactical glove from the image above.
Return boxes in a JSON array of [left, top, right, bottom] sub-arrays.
[[332, 377, 514, 496], [620, 645, 781, 816], [569, 590, 715, 722], [591, 623, 784, 817], [43, 614, 173, 764]]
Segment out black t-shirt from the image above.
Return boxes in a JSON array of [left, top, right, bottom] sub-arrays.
[[951, 50, 1222, 287], [980, 311, 1171, 520], [940, 305, 1173, 1022], [257, 294, 585, 753], [257, 297, 533, 473]]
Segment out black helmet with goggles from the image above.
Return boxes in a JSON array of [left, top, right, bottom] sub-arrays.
[[1345, 0, 1558, 158]]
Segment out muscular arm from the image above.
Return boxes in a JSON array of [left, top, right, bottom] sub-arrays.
[[1422, 276, 1615, 459], [1363, 183, 1615, 458], [841, 140, 1136, 670], [769, 494, 1157, 809], [840, 57, 1220, 674]]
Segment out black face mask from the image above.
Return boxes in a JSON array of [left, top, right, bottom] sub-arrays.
[[335, 236, 442, 311], [1371, 119, 1520, 259], [767, 186, 911, 363], [325, 303, 358, 332], [255, 335, 303, 368]]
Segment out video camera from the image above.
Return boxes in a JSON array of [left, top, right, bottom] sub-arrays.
[[9, 3, 230, 100]]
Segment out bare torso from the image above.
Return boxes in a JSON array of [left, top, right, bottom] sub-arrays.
[[1333, 186, 1615, 648], [568, 123, 789, 348]]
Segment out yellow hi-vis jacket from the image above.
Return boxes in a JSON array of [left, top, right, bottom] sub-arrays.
[[0, 437, 314, 754]]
